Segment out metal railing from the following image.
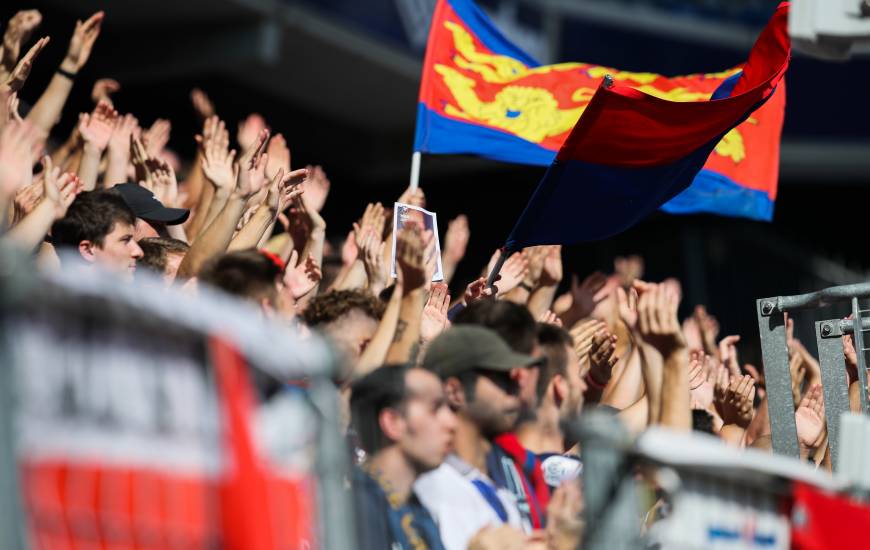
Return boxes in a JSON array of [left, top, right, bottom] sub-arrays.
[[0, 245, 354, 550], [756, 282, 870, 467]]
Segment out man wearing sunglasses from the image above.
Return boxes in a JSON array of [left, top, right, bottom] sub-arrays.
[[414, 325, 545, 550]]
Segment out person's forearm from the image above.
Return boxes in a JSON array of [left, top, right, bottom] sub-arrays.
[[256, 219, 276, 250], [332, 260, 367, 291], [848, 380, 862, 413], [719, 424, 747, 447], [176, 196, 245, 279], [637, 341, 664, 426], [356, 282, 403, 378], [441, 258, 458, 286], [277, 233, 295, 264], [184, 160, 212, 240], [527, 284, 557, 319], [50, 136, 77, 170], [601, 346, 644, 410], [502, 286, 530, 305], [299, 227, 325, 301], [228, 206, 274, 252], [183, 155, 206, 208], [201, 191, 228, 237], [26, 63, 76, 135], [385, 288, 425, 364], [104, 149, 130, 188], [77, 144, 102, 191], [166, 223, 188, 244], [616, 395, 649, 434], [3, 200, 54, 253], [658, 347, 691, 431]]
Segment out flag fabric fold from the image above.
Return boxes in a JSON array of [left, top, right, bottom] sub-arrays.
[[504, 3, 790, 249], [414, 0, 787, 224]]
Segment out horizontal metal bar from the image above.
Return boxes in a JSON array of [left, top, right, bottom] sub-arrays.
[[819, 317, 870, 338], [759, 282, 870, 316]]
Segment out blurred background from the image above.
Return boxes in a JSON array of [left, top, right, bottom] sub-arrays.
[[14, 0, 870, 363]]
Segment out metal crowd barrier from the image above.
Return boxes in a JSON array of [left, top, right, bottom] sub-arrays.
[[756, 283, 870, 467], [0, 245, 355, 550], [573, 411, 847, 550]]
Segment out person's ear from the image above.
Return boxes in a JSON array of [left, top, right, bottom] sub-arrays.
[[444, 377, 465, 409], [78, 240, 97, 263], [379, 408, 405, 442], [552, 374, 568, 408], [260, 298, 276, 318]]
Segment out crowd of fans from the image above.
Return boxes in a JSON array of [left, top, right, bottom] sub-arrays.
[[0, 8, 863, 550]]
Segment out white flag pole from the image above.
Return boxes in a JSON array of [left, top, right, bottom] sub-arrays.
[[409, 151, 422, 191]]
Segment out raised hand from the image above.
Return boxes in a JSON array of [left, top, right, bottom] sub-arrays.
[[396, 227, 427, 292], [570, 318, 607, 359], [284, 250, 322, 300], [266, 132, 291, 178], [488, 250, 528, 295], [200, 117, 237, 195], [636, 281, 686, 357], [539, 310, 563, 327], [79, 101, 117, 152], [398, 185, 425, 208], [341, 229, 358, 266], [614, 255, 644, 288], [142, 118, 171, 158], [714, 370, 756, 428], [1, 10, 42, 75], [237, 113, 268, 154], [4, 36, 49, 92], [421, 281, 451, 343], [688, 350, 715, 410], [235, 129, 270, 200], [107, 113, 138, 157], [354, 224, 387, 294], [523, 246, 547, 289], [616, 285, 639, 332], [42, 156, 81, 219], [795, 384, 826, 449], [540, 245, 563, 287], [6, 91, 23, 123], [190, 88, 215, 120], [63, 12, 104, 72], [0, 119, 40, 197], [570, 271, 608, 320], [589, 327, 618, 386], [718, 335, 742, 377], [91, 78, 120, 106], [265, 167, 305, 215], [302, 164, 330, 212], [443, 214, 470, 265], [464, 277, 494, 305], [150, 159, 180, 207]]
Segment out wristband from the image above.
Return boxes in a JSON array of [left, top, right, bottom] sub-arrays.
[[518, 282, 533, 292], [585, 371, 607, 390], [56, 67, 77, 80]]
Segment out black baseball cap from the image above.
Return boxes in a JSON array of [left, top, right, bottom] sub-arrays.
[[422, 325, 544, 378], [114, 183, 190, 226]]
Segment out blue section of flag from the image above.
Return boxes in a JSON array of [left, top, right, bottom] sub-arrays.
[[413, 103, 556, 165], [505, 135, 719, 249], [662, 169, 774, 221], [446, 0, 541, 67]]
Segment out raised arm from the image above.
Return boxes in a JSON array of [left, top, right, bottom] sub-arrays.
[[5, 157, 80, 251], [27, 12, 103, 135], [176, 130, 270, 279], [385, 228, 429, 364], [77, 101, 117, 191]]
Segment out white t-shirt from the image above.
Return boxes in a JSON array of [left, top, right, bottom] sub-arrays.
[[414, 455, 523, 550]]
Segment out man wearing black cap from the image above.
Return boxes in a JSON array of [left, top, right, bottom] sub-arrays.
[[414, 325, 543, 550], [113, 183, 189, 241]]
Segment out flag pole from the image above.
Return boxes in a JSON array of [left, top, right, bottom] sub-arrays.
[[409, 151, 422, 191]]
